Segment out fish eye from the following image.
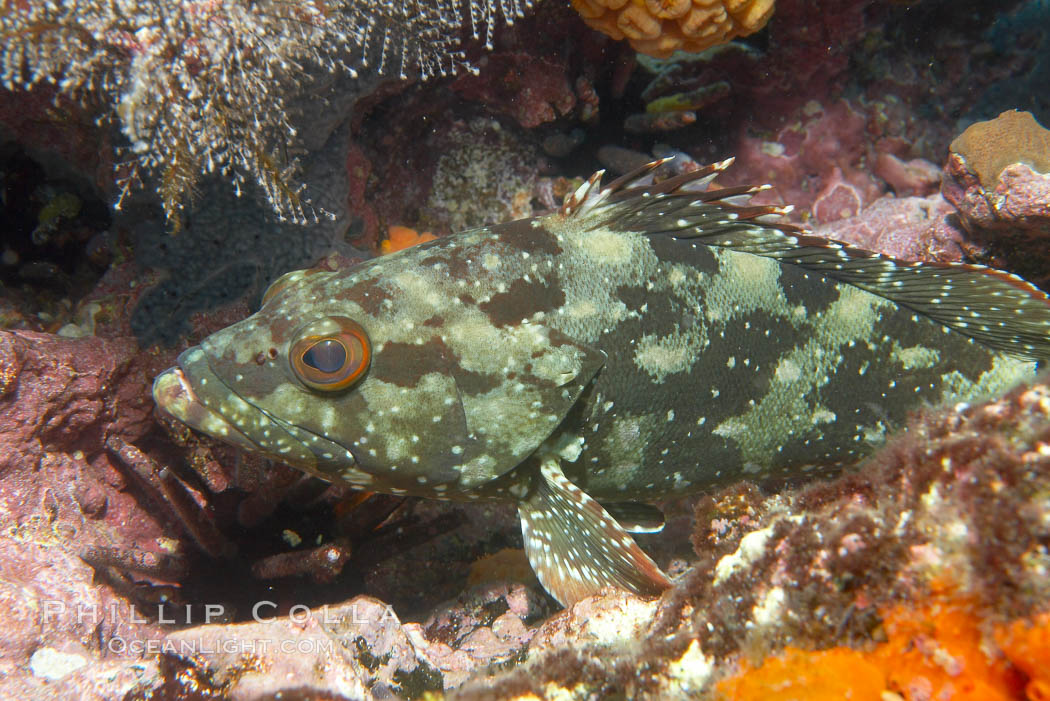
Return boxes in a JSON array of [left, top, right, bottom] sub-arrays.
[[290, 317, 371, 392]]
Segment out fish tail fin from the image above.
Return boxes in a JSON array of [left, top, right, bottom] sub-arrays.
[[518, 457, 671, 607]]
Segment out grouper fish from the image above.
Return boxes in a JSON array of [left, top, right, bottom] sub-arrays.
[[153, 159, 1050, 606]]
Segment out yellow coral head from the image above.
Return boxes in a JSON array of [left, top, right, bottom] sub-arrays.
[[571, 0, 775, 58]]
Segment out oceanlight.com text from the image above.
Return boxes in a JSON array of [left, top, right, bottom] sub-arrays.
[[106, 636, 336, 656]]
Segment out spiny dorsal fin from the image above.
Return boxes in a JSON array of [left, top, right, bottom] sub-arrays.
[[567, 159, 1050, 361], [518, 458, 671, 607]]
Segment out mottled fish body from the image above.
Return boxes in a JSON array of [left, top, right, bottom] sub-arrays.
[[154, 159, 1050, 606]]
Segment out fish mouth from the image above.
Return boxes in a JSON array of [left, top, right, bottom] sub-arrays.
[[153, 346, 318, 469], [153, 365, 261, 453]]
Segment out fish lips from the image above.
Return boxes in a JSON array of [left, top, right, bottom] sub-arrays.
[[153, 345, 318, 469], [153, 364, 258, 452]]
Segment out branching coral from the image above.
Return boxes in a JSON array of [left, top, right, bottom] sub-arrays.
[[570, 0, 775, 58], [0, 0, 534, 228]]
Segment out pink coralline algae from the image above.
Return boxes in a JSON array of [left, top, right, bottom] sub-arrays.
[[873, 153, 942, 198], [727, 99, 884, 220], [811, 167, 866, 224], [451, 52, 578, 129], [0, 330, 172, 697], [814, 194, 965, 263], [943, 157, 1050, 238]]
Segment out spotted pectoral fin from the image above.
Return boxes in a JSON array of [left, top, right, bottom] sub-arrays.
[[600, 502, 666, 534], [518, 457, 671, 607]]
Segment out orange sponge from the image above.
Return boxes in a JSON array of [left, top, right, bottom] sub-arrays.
[[571, 0, 775, 58], [996, 613, 1050, 701], [380, 225, 437, 255], [716, 590, 1037, 700], [873, 596, 1020, 701], [716, 647, 885, 701], [467, 548, 539, 587]]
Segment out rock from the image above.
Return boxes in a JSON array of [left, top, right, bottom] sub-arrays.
[[528, 589, 659, 656], [814, 193, 965, 262], [418, 582, 548, 688], [452, 52, 576, 129], [0, 329, 175, 568], [942, 110, 1050, 238], [0, 329, 184, 699], [943, 155, 1050, 238], [28, 647, 89, 681], [161, 600, 383, 700], [941, 112, 1050, 284], [135, 582, 547, 698], [948, 109, 1050, 191], [0, 533, 165, 699]]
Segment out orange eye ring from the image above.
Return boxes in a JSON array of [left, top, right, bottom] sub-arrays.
[[290, 317, 371, 392]]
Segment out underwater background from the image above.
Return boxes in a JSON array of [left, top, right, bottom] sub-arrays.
[[2, 0, 1050, 698]]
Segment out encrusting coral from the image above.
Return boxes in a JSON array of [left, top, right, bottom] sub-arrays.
[[570, 0, 775, 58], [0, 0, 535, 228], [941, 109, 1050, 288], [950, 110, 1050, 189]]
